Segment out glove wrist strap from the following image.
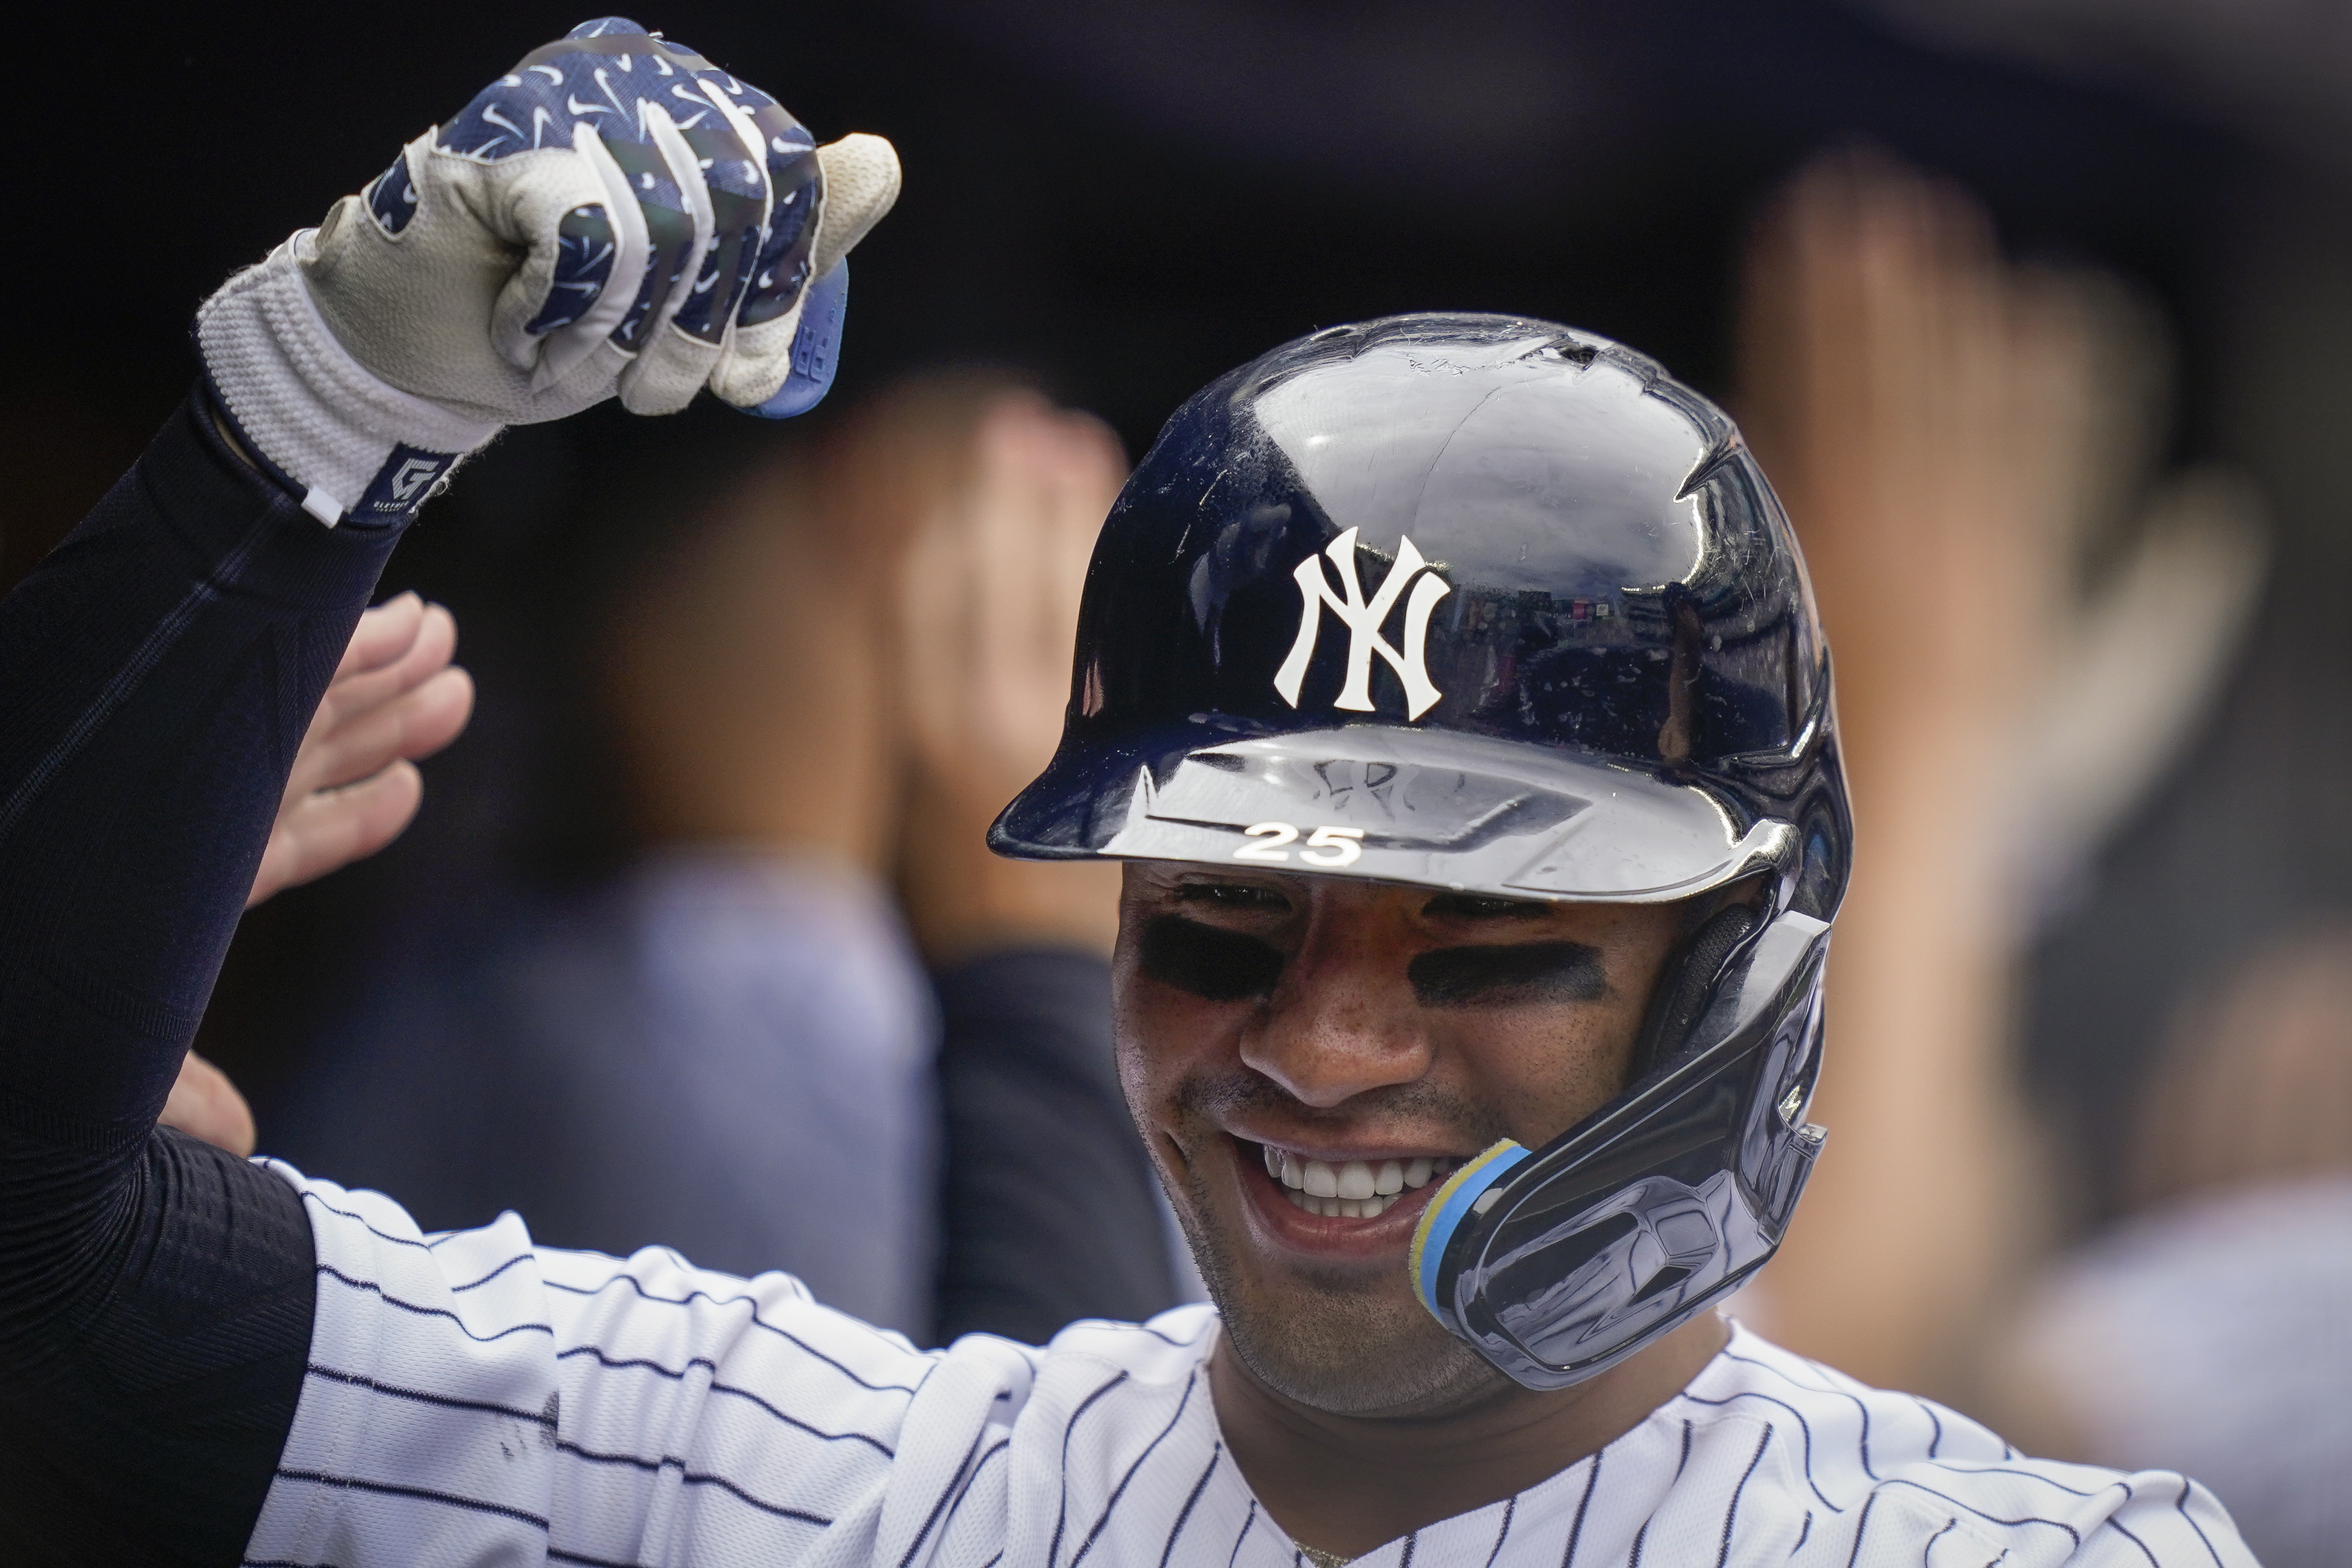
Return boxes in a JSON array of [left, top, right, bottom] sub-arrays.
[[194, 234, 501, 526]]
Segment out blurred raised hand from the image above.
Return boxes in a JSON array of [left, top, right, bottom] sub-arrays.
[[1734, 150, 2265, 1402], [1743, 151, 2267, 921], [1735, 151, 2051, 1398], [883, 390, 1128, 962], [161, 594, 474, 1155]]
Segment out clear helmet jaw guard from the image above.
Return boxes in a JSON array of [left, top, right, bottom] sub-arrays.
[[993, 312, 1851, 1391], [1406, 904, 1830, 1389]]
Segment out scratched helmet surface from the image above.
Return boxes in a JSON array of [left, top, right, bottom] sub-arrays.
[[994, 311, 1846, 921], [996, 312, 1854, 1391]]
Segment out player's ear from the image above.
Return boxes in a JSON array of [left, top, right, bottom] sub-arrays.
[[1626, 879, 1771, 1086]]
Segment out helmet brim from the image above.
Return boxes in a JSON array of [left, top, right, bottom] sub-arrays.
[[991, 723, 1791, 904]]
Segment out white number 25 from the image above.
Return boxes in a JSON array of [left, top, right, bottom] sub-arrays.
[[1235, 822, 1364, 867]]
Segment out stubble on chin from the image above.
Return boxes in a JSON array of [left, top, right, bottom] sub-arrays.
[[1168, 1160, 1505, 1418], [1149, 1069, 1518, 1417]]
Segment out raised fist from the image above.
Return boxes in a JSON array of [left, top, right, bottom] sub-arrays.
[[197, 17, 900, 526]]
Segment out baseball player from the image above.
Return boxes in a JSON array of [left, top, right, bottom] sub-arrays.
[[0, 19, 2253, 1567]]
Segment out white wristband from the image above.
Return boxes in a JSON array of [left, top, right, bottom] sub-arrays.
[[194, 232, 502, 526]]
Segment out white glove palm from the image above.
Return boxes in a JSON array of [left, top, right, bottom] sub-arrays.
[[196, 16, 900, 525]]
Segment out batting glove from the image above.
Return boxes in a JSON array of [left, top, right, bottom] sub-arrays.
[[195, 16, 900, 526]]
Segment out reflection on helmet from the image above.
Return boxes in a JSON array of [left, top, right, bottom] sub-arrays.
[[995, 313, 1852, 1388]]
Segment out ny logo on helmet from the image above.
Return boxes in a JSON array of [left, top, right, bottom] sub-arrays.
[[1273, 527, 1452, 720]]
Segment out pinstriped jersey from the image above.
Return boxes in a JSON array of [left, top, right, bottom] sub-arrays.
[[242, 1164, 2254, 1568]]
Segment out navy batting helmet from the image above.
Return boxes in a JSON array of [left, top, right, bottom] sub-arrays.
[[994, 312, 1851, 1390]]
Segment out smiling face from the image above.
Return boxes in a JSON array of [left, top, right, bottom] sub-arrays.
[[1114, 861, 1689, 1418]]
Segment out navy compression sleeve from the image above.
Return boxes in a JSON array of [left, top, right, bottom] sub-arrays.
[[0, 392, 404, 1563]]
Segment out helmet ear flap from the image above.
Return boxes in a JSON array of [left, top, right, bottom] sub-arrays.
[[1627, 900, 1760, 1085]]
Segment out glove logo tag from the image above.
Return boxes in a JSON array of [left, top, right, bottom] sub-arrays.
[[352, 447, 460, 522], [1274, 527, 1452, 720]]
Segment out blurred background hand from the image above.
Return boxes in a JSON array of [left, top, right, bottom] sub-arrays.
[[1734, 149, 2265, 1401], [884, 389, 1128, 962], [1734, 151, 2054, 1395]]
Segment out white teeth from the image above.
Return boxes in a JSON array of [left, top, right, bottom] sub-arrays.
[[1257, 1144, 1462, 1216], [1282, 1187, 1405, 1218]]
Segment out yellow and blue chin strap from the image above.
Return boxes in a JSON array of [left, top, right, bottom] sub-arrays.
[[1406, 1138, 1528, 1326]]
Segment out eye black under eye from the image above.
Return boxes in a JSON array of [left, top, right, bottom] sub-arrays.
[[1423, 892, 1549, 921], [1176, 882, 1289, 911], [1140, 915, 1285, 1002], [1409, 942, 1605, 1007]]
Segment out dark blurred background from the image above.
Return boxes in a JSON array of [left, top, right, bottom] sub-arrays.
[[13, 0, 2264, 456], [12, 3, 2352, 1545], [17, 0, 2332, 1190]]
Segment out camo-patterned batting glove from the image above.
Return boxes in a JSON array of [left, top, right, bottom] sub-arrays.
[[194, 16, 900, 526]]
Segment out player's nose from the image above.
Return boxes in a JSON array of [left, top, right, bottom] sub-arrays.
[[1239, 884, 1432, 1108]]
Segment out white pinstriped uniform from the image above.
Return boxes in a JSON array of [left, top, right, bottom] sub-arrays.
[[242, 1166, 2255, 1568]]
